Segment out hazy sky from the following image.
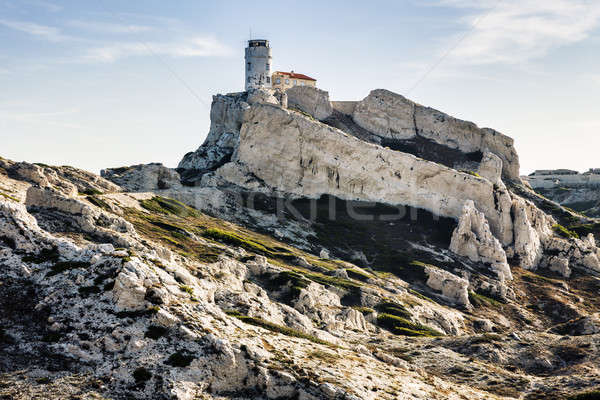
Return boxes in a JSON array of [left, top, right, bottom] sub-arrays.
[[1, 0, 599, 175]]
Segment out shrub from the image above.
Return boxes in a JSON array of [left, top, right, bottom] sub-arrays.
[[377, 313, 442, 337], [468, 291, 502, 308], [179, 285, 194, 295], [81, 188, 103, 196], [552, 224, 579, 239]]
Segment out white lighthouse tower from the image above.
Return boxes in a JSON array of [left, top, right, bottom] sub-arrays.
[[245, 39, 272, 90]]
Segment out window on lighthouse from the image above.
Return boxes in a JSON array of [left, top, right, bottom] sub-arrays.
[[266, 63, 270, 72], [247, 62, 251, 71]]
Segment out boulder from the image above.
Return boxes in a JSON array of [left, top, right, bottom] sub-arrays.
[[424, 265, 470, 306], [286, 86, 333, 121], [101, 163, 182, 192]]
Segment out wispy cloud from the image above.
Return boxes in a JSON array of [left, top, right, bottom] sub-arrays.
[[26, 0, 62, 12], [67, 20, 153, 34], [437, 0, 600, 65], [0, 19, 72, 42], [81, 36, 233, 63]]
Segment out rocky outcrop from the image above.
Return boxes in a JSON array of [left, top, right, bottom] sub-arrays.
[[352, 90, 520, 181], [450, 200, 512, 281], [101, 163, 182, 191], [424, 266, 470, 306], [286, 86, 332, 120], [214, 103, 514, 243], [2, 160, 119, 196]]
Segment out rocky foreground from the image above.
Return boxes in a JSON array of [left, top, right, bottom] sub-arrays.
[[2, 87, 600, 399]]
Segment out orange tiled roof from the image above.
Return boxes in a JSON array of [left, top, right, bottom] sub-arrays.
[[273, 71, 316, 81]]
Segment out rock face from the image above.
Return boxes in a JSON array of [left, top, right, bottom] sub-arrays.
[[450, 200, 512, 281], [352, 90, 520, 181], [215, 103, 514, 243], [286, 85, 333, 121], [101, 163, 182, 191]]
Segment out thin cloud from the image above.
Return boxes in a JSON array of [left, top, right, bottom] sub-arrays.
[[67, 20, 153, 34], [82, 36, 233, 63], [0, 19, 72, 42], [437, 0, 600, 65]]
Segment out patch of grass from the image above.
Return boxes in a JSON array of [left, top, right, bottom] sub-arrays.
[[553, 224, 579, 239], [567, 391, 600, 400], [460, 170, 481, 178], [376, 301, 412, 319], [226, 310, 332, 346], [86, 196, 111, 211], [568, 222, 600, 239], [0, 191, 18, 202], [468, 291, 502, 308], [377, 313, 443, 337], [47, 261, 90, 277], [140, 196, 199, 218], [204, 228, 270, 254], [164, 351, 195, 367], [132, 367, 152, 383], [145, 325, 169, 340], [307, 350, 340, 363], [345, 268, 372, 282], [80, 188, 103, 196], [470, 333, 502, 344], [22, 247, 60, 263], [179, 285, 194, 295]]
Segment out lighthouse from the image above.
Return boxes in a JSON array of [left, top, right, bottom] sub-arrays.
[[245, 39, 272, 90]]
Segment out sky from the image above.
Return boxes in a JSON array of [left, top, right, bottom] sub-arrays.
[[1, 0, 599, 175]]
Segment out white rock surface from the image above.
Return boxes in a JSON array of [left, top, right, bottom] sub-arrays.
[[450, 200, 512, 281], [286, 85, 333, 121], [352, 89, 520, 181], [101, 163, 182, 192]]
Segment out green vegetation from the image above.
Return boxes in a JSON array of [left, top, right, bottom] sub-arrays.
[[179, 285, 194, 295], [377, 313, 443, 337], [468, 291, 502, 308], [203, 227, 269, 254], [164, 351, 195, 367], [345, 268, 372, 282], [470, 333, 502, 344], [80, 188, 103, 196], [266, 268, 362, 298], [568, 222, 600, 238], [132, 367, 152, 383], [0, 191, 18, 202], [568, 391, 600, 400], [552, 224, 579, 239], [86, 195, 111, 211], [307, 350, 340, 363], [376, 301, 412, 319], [460, 170, 481, 178], [140, 196, 200, 218], [226, 310, 332, 345]]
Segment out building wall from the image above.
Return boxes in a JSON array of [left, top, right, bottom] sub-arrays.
[[245, 41, 272, 90], [271, 72, 316, 91]]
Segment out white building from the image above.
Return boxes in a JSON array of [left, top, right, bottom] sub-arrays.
[[245, 39, 272, 90]]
